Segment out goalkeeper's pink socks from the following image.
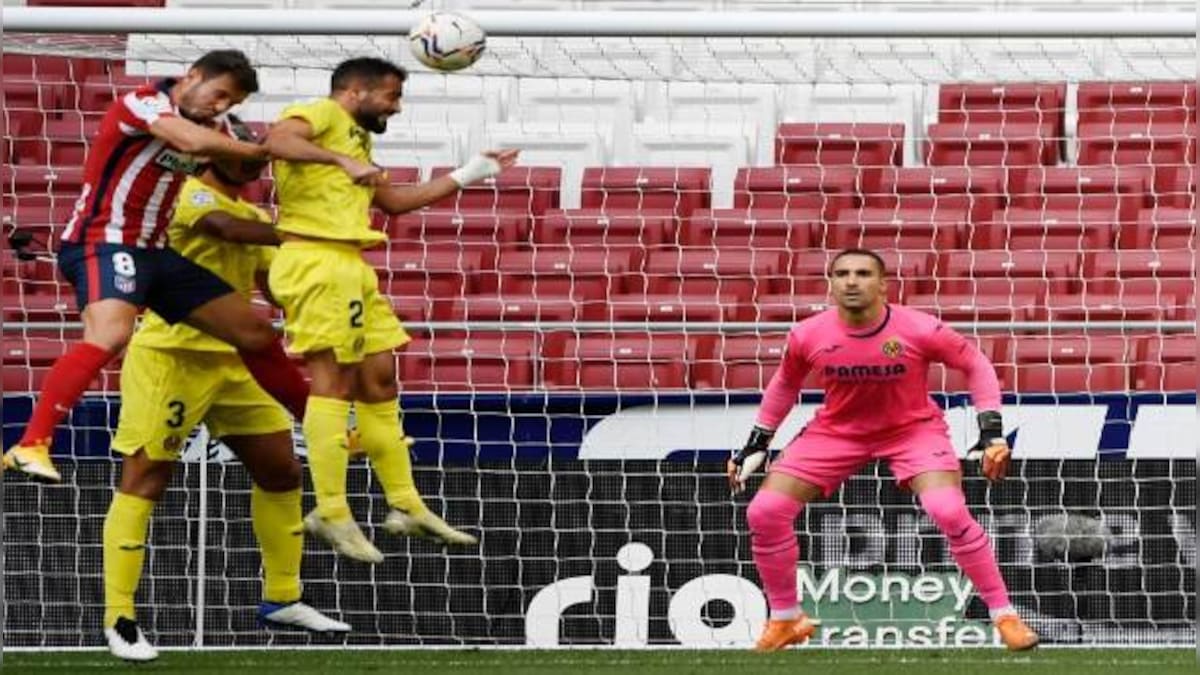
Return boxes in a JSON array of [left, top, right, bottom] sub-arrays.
[[747, 488, 804, 619], [19, 341, 112, 447], [918, 485, 1012, 613]]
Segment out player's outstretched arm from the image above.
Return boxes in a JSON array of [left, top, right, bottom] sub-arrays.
[[372, 149, 520, 215], [264, 118, 382, 184], [150, 116, 268, 161], [193, 211, 280, 245], [926, 322, 1009, 481]]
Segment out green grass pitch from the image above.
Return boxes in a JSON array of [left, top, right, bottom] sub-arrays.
[[3, 649, 1196, 674]]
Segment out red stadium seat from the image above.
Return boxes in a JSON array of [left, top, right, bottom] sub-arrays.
[[1136, 335, 1196, 391], [78, 74, 152, 113], [1076, 81, 1196, 126], [496, 247, 634, 317], [602, 292, 744, 322], [862, 166, 1006, 225], [683, 208, 818, 250], [752, 293, 833, 323], [2, 292, 77, 322], [389, 210, 528, 246], [977, 208, 1117, 251], [640, 247, 785, 302], [3, 202, 74, 245], [1044, 292, 1174, 322], [927, 336, 1009, 393], [399, 333, 535, 392], [580, 167, 711, 218], [1076, 121, 1196, 167], [367, 245, 484, 300], [906, 293, 1039, 323], [537, 208, 676, 251], [3, 336, 67, 392], [1010, 335, 1135, 393], [1084, 249, 1194, 298], [1128, 207, 1197, 249], [1154, 165, 1195, 209], [733, 166, 858, 221], [2, 81, 70, 120], [1155, 360, 1198, 391], [938, 82, 1067, 140], [443, 295, 581, 322], [1, 164, 86, 205], [829, 206, 966, 250], [542, 332, 691, 390], [924, 122, 1057, 168], [936, 250, 1080, 296], [387, 295, 427, 324], [17, 115, 103, 166], [785, 249, 931, 297], [1010, 166, 1150, 226], [774, 122, 903, 167], [691, 332, 789, 390], [429, 166, 561, 217], [380, 166, 421, 185]]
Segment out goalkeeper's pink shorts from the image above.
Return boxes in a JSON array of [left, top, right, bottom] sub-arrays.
[[768, 417, 960, 497]]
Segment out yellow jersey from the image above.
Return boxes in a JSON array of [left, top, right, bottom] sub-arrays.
[[273, 97, 386, 247], [132, 177, 275, 353]]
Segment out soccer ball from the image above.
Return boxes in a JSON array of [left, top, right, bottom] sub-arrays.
[[408, 12, 486, 72]]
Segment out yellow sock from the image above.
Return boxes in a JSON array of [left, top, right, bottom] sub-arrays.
[[356, 399, 427, 515], [303, 396, 353, 522], [103, 492, 155, 628], [252, 485, 303, 604]]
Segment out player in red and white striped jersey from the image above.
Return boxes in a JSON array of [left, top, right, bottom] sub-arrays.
[[5, 51, 309, 484]]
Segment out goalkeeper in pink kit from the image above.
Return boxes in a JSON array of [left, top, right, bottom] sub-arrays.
[[729, 248, 1039, 652]]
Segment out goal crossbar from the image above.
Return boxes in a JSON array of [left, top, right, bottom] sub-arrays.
[[3, 7, 1194, 37]]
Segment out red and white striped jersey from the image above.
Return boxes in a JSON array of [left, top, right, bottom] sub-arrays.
[[62, 79, 227, 249]]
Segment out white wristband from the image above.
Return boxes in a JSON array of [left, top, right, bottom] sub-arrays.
[[449, 153, 502, 187]]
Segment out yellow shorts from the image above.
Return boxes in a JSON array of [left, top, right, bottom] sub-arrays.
[[111, 344, 293, 462], [268, 240, 410, 364]]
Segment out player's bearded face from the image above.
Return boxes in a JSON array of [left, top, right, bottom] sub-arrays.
[[178, 72, 248, 124], [830, 255, 886, 311], [353, 76, 404, 134]]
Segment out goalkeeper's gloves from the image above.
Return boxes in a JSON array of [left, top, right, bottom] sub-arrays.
[[727, 425, 774, 493], [969, 411, 1010, 483], [449, 153, 503, 187]]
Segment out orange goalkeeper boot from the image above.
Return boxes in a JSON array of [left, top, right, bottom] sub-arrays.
[[3, 440, 61, 483], [995, 614, 1039, 651], [754, 614, 817, 652]]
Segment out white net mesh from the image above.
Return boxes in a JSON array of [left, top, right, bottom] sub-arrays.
[[1, 12, 1195, 649]]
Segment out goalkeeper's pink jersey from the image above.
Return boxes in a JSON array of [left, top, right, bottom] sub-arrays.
[[755, 304, 1002, 438]]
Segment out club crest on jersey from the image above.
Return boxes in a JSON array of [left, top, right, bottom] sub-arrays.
[[155, 148, 203, 175], [114, 275, 136, 294], [882, 337, 903, 359]]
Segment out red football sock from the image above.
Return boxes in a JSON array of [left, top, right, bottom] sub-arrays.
[[19, 341, 113, 447], [239, 337, 310, 420]]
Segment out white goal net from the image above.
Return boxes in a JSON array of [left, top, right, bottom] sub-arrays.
[[1, 5, 1195, 650]]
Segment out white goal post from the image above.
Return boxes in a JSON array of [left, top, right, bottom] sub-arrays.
[[1, 5, 1195, 653]]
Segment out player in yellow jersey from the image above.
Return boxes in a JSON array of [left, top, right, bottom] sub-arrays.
[[264, 57, 517, 563], [101, 119, 349, 662]]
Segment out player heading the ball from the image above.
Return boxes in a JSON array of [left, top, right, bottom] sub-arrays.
[[264, 56, 519, 563], [728, 248, 1038, 653], [5, 49, 310, 483], [103, 120, 347, 662]]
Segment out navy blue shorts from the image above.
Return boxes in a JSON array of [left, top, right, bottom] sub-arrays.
[[57, 242, 234, 324]]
